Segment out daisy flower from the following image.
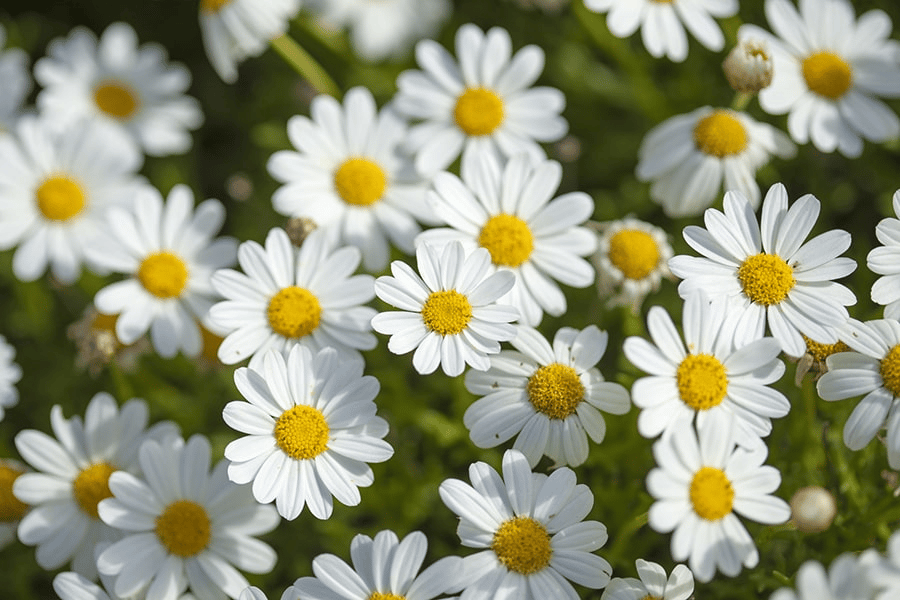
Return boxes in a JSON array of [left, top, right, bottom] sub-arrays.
[[0, 334, 21, 422], [624, 291, 789, 447], [393, 24, 568, 175], [199, 0, 301, 83], [223, 345, 394, 520], [417, 151, 597, 326], [13, 392, 178, 579], [668, 183, 857, 358], [287, 529, 462, 599], [584, 0, 738, 62], [0, 23, 31, 134], [601, 559, 694, 600], [54, 567, 197, 600], [209, 227, 376, 369], [647, 419, 791, 583], [464, 325, 630, 467], [0, 458, 29, 551], [792, 335, 850, 385], [438, 448, 612, 598], [871, 531, 900, 600], [267, 86, 433, 272], [372, 241, 518, 377], [97, 434, 279, 600], [739, 0, 900, 157], [0, 115, 143, 283], [636, 106, 796, 217], [88, 184, 238, 359], [771, 553, 876, 600], [868, 190, 900, 318], [67, 308, 151, 377]]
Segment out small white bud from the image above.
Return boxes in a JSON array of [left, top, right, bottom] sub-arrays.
[[723, 39, 773, 93], [790, 486, 837, 532]]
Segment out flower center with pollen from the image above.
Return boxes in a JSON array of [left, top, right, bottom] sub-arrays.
[[608, 229, 660, 280], [693, 111, 748, 157], [0, 465, 28, 522], [802, 51, 852, 100], [267, 286, 322, 338], [200, 0, 231, 12], [478, 214, 534, 267], [155, 499, 211, 557], [690, 466, 735, 521], [880, 345, 900, 396], [491, 516, 552, 574], [138, 251, 189, 299], [804, 336, 849, 362], [527, 363, 585, 419], [93, 81, 139, 119], [737, 253, 795, 306], [72, 462, 117, 519], [454, 88, 505, 136], [274, 405, 330, 460], [334, 158, 387, 206], [36, 176, 86, 222], [368, 594, 405, 600], [421, 290, 472, 335], [677, 354, 728, 411]]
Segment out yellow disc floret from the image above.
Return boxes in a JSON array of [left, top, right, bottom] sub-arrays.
[[608, 229, 660, 280], [155, 499, 211, 557], [491, 516, 552, 575], [737, 253, 795, 306], [478, 214, 534, 267], [454, 88, 505, 136], [421, 290, 472, 335], [802, 51, 852, 100], [200, 0, 231, 12], [72, 462, 117, 519], [693, 111, 748, 158], [527, 363, 585, 419], [274, 405, 330, 460], [138, 251, 189, 299], [267, 286, 322, 338], [334, 158, 387, 206], [690, 466, 735, 521], [36, 176, 86, 222], [880, 345, 900, 396], [93, 81, 139, 119], [368, 594, 405, 600], [677, 354, 728, 411], [803, 336, 850, 362], [0, 465, 28, 522]]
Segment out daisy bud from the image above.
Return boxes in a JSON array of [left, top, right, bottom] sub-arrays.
[[790, 486, 837, 532], [285, 217, 318, 247], [723, 39, 773, 93]]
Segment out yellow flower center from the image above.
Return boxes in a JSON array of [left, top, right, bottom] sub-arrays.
[[137, 251, 189, 299], [677, 354, 728, 411], [802, 51, 852, 100], [491, 516, 552, 575], [333, 158, 387, 207], [690, 466, 735, 521], [35, 176, 86, 222], [640, 596, 662, 600], [608, 229, 660, 280], [368, 594, 405, 600], [454, 88, 505, 136], [527, 363, 585, 419], [693, 111, 748, 158], [803, 336, 849, 362], [478, 214, 534, 267], [72, 462, 117, 519], [420, 290, 472, 335], [155, 499, 211, 557], [200, 0, 231, 12], [737, 253, 795, 306], [880, 345, 900, 397], [93, 81, 139, 119], [274, 405, 330, 460], [266, 286, 322, 339], [0, 465, 28, 522]]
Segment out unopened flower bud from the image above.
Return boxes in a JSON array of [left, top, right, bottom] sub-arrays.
[[790, 486, 837, 532], [724, 39, 773, 93], [285, 217, 317, 247]]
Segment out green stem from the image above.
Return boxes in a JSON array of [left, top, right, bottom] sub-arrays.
[[608, 510, 648, 559], [730, 91, 753, 111], [270, 34, 340, 97], [825, 425, 866, 512]]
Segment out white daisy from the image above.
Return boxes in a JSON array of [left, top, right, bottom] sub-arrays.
[[0, 115, 144, 283], [0, 458, 28, 551], [771, 553, 876, 600], [97, 434, 279, 600], [0, 334, 21, 421], [393, 23, 568, 175], [287, 529, 462, 599], [668, 183, 857, 358], [868, 190, 900, 318], [267, 86, 433, 272], [601, 559, 694, 600], [647, 419, 791, 583], [739, 0, 900, 157], [464, 325, 630, 467], [623, 291, 789, 447], [35, 22, 203, 157], [871, 531, 900, 600], [372, 241, 518, 377], [13, 392, 178, 579], [417, 151, 597, 326], [636, 106, 796, 217], [199, 0, 301, 83], [54, 565, 198, 600], [0, 23, 31, 134], [438, 448, 612, 598], [208, 227, 377, 369], [584, 0, 738, 62], [88, 184, 238, 359]]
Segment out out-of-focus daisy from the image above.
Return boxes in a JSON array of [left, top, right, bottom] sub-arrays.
[[0, 458, 28, 550], [394, 24, 567, 175], [97, 434, 279, 599], [868, 191, 900, 319], [35, 22, 203, 156], [624, 292, 788, 447], [789, 485, 837, 533], [871, 531, 900, 600], [601, 559, 694, 600], [0, 115, 143, 283], [647, 420, 790, 583], [0, 335, 21, 422], [54, 567, 197, 600], [67, 308, 151, 377], [0, 23, 31, 134], [209, 227, 376, 369], [88, 184, 237, 359], [372, 241, 518, 377], [13, 393, 178, 579], [287, 529, 462, 599], [669, 183, 857, 358], [771, 553, 875, 600], [418, 152, 596, 326], [739, 0, 900, 157], [584, 0, 738, 62], [592, 217, 673, 312], [199, 0, 301, 83], [464, 325, 630, 467], [636, 106, 795, 217], [223, 346, 393, 520], [268, 87, 432, 272]]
